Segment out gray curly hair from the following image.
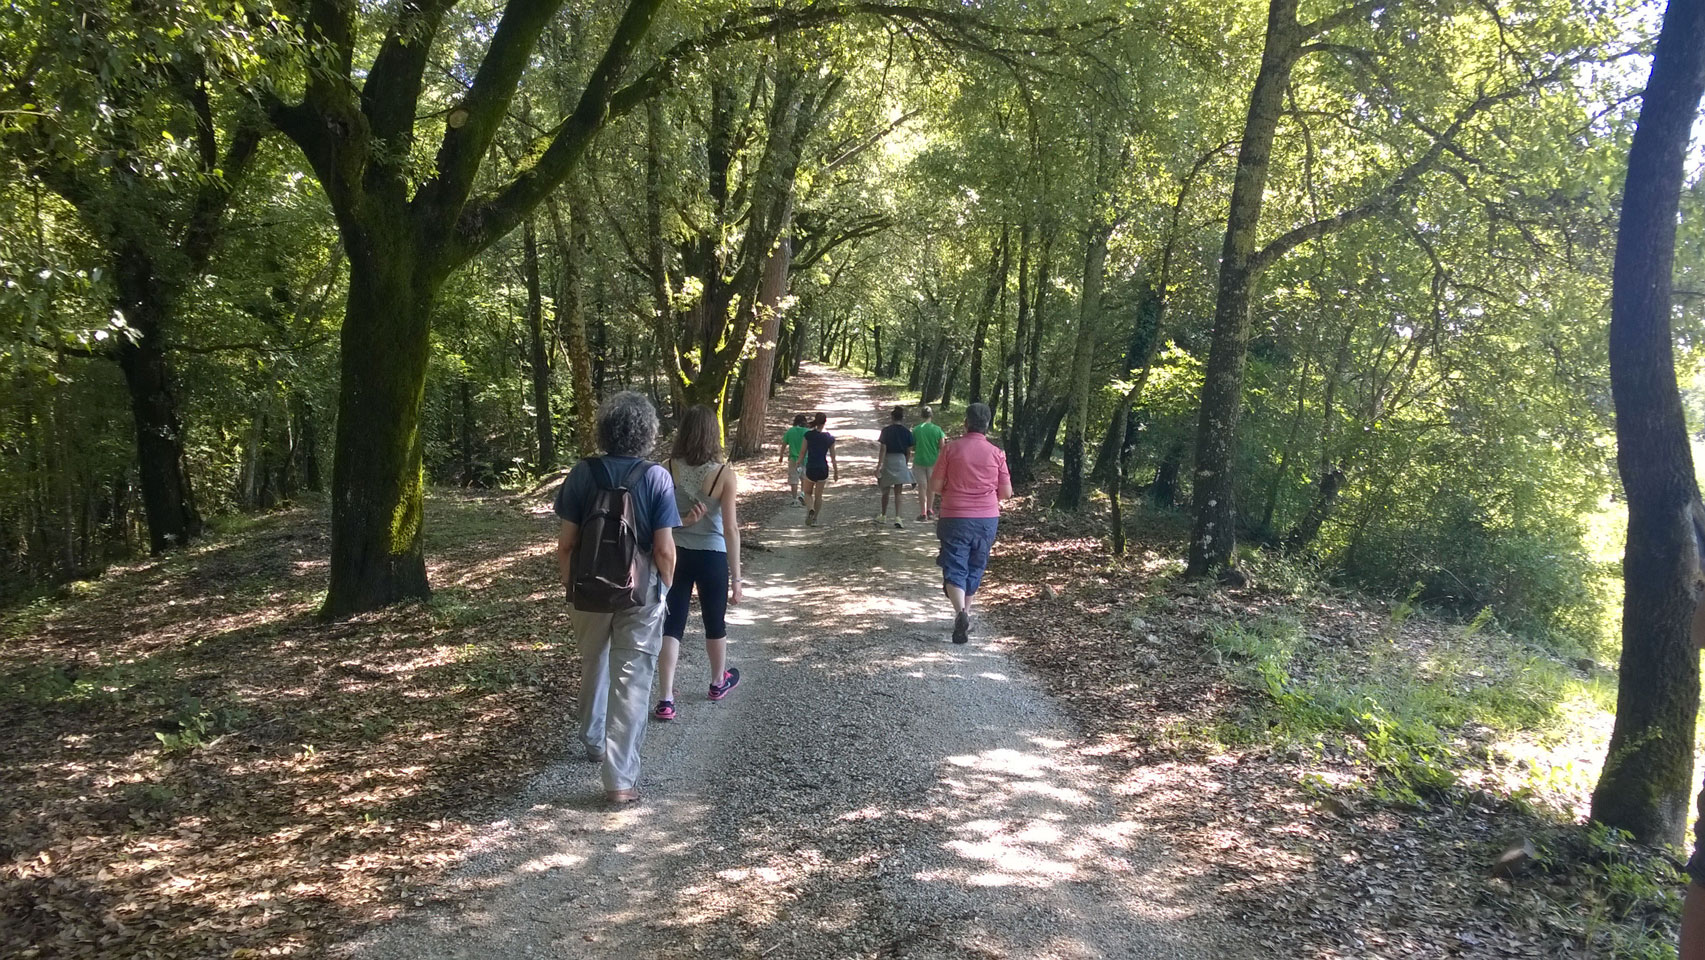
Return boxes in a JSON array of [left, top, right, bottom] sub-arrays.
[[597, 391, 659, 457]]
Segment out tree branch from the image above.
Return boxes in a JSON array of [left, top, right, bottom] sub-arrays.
[[414, 0, 573, 237], [442, 0, 666, 265], [302, 0, 357, 114], [360, 0, 458, 147], [180, 113, 267, 270], [1251, 59, 1574, 273], [1299, 0, 1389, 40]]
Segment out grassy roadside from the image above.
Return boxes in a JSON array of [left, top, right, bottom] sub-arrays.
[[979, 486, 1689, 960]]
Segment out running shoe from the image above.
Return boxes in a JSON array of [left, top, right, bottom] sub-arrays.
[[952, 611, 970, 645], [806, 509, 817, 526], [917, 514, 929, 522], [708, 667, 741, 701], [653, 699, 675, 721], [893, 518, 904, 529]]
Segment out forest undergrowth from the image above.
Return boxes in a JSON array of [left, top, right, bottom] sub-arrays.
[[0, 493, 582, 958], [980, 486, 1689, 960]]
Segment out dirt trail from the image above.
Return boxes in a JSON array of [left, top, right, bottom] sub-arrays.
[[340, 365, 1232, 960]]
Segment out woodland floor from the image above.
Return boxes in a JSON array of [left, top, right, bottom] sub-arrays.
[[0, 363, 1687, 959]]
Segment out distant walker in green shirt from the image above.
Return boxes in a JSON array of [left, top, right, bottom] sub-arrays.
[[912, 406, 947, 521], [780, 413, 809, 505]]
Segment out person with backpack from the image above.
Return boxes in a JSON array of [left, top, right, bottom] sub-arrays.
[[928, 402, 1012, 645], [875, 405, 914, 529], [653, 405, 743, 722], [911, 405, 946, 521], [779, 413, 808, 505], [796, 411, 838, 526], [554, 392, 680, 804]]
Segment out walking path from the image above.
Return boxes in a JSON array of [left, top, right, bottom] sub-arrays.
[[340, 365, 1229, 960]]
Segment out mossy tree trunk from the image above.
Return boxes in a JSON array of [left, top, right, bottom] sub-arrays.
[[1055, 221, 1110, 511], [1590, 0, 1705, 847], [269, 0, 668, 616], [324, 243, 440, 617], [546, 188, 599, 458]]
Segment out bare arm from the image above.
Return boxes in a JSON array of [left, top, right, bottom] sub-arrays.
[[830, 443, 839, 480], [652, 527, 677, 589], [998, 457, 1014, 501], [716, 467, 742, 603]]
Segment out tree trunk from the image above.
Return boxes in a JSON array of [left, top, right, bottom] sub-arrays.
[[112, 279, 203, 554], [1280, 467, 1344, 554], [968, 226, 1009, 405], [1590, 0, 1705, 847], [1091, 280, 1169, 486], [1109, 434, 1127, 557], [547, 191, 598, 457], [1186, 0, 1302, 577], [1056, 222, 1111, 511], [941, 347, 964, 409], [291, 394, 322, 492], [732, 235, 792, 459], [524, 217, 555, 472], [790, 312, 809, 378], [323, 255, 439, 618], [1151, 441, 1184, 510]]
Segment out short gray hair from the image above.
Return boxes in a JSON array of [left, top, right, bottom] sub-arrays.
[[597, 391, 659, 457], [964, 402, 992, 434]]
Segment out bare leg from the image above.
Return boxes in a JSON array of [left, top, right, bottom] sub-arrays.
[[706, 637, 727, 689], [655, 635, 680, 703], [813, 480, 826, 515], [880, 486, 890, 516], [944, 582, 967, 614]]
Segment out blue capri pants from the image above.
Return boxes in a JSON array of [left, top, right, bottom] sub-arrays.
[[936, 517, 999, 596]]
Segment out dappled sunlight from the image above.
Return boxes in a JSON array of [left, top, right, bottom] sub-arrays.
[[339, 365, 1221, 960]]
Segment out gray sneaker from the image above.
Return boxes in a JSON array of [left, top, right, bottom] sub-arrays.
[[952, 611, 970, 645]]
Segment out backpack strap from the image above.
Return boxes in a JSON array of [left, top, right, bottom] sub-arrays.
[[619, 459, 651, 489]]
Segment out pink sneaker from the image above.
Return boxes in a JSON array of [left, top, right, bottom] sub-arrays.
[[708, 668, 741, 701], [653, 700, 675, 721]]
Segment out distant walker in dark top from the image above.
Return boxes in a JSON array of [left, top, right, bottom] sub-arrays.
[[875, 406, 914, 529], [795, 411, 838, 527]]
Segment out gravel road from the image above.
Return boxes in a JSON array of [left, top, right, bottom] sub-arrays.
[[339, 366, 1232, 960]]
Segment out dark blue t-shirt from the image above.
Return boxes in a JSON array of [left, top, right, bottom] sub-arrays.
[[553, 456, 680, 550], [879, 423, 913, 457], [804, 430, 835, 471]]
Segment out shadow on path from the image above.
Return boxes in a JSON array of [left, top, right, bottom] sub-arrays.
[[340, 364, 1231, 960]]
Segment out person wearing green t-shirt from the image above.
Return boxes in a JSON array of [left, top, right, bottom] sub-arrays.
[[912, 405, 947, 521], [779, 413, 809, 505]]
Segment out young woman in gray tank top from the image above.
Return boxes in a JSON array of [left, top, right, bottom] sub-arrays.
[[654, 405, 743, 720]]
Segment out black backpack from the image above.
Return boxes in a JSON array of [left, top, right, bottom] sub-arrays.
[[570, 457, 652, 612]]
